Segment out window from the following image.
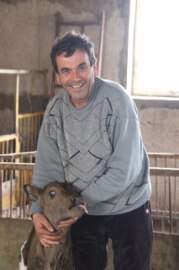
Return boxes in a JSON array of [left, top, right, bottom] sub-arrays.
[[128, 0, 179, 97]]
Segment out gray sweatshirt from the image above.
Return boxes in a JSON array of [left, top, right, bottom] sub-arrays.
[[32, 77, 151, 215]]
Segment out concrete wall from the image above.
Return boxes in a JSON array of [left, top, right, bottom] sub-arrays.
[[139, 106, 179, 153], [0, 218, 179, 270]]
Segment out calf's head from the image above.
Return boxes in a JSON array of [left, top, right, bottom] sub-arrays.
[[24, 181, 87, 228]]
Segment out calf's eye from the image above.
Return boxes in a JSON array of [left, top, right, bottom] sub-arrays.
[[49, 191, 56, 199], [69, 197, 76, 209], [71, 197, 75, 204]]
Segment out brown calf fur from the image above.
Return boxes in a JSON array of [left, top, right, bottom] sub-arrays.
[[21, 181, 86, 270]]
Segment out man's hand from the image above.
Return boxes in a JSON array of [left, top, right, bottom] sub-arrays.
[[32, 213, 62, 247], [57, 216, 78, 230], [58, 201, 88, 230]]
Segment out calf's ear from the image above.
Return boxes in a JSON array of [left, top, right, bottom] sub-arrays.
[[24, 184, 41, 202]]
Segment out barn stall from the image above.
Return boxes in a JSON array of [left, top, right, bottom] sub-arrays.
[[1, 152, 179, 234], [0, 152, 179, 270]]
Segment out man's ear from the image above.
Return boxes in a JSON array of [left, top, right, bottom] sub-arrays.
[[55, 73, 62, 86], [93, 64, 98, 76], [24, 184, 42, 202]]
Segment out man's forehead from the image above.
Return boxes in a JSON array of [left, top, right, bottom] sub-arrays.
[[56, 49, 90, 67]]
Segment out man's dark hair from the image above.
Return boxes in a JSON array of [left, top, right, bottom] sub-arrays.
[[51, 31, 97, 74]]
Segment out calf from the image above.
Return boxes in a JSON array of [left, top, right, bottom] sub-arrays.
[[20, 181, 87, 270]]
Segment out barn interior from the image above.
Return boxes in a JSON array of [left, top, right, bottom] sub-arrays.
[[0, 0, 179, 269]]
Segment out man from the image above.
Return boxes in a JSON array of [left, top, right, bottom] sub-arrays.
[[32, 31, 153, 270]]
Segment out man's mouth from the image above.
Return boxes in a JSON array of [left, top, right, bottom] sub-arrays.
[[71, 81, 85, 88]]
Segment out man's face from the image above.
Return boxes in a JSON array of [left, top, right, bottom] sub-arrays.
[[56, 49, 97, 108]]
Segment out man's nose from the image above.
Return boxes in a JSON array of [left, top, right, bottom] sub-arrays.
[[71, 69, 80, 81]]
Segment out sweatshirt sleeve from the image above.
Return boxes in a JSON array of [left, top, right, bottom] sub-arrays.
[[81, 102, 145, 207], [31, 116, 65, 214], [33, 124, 65, 185]]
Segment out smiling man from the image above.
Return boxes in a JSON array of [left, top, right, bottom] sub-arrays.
[[31, 31, 153, 270], [56, 48, 97, 108]]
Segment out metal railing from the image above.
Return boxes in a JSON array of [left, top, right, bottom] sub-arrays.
[[0, 162, 34, 219], [18, 112, 43, 151], [0, 134, 16, 154], [0, 152, 35, 218], [150, 167, 179, 235], [0, 151, 36, 163], [0, 112, 43, 154], [149, 152, 179, 168], [0, 68, 47, 154], [0, 153, 179, 235]]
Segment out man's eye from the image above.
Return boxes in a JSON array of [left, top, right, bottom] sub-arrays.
[[49, 191, 56, 199], [78, 65, 87, 71], [61, 69, 70, 74]]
